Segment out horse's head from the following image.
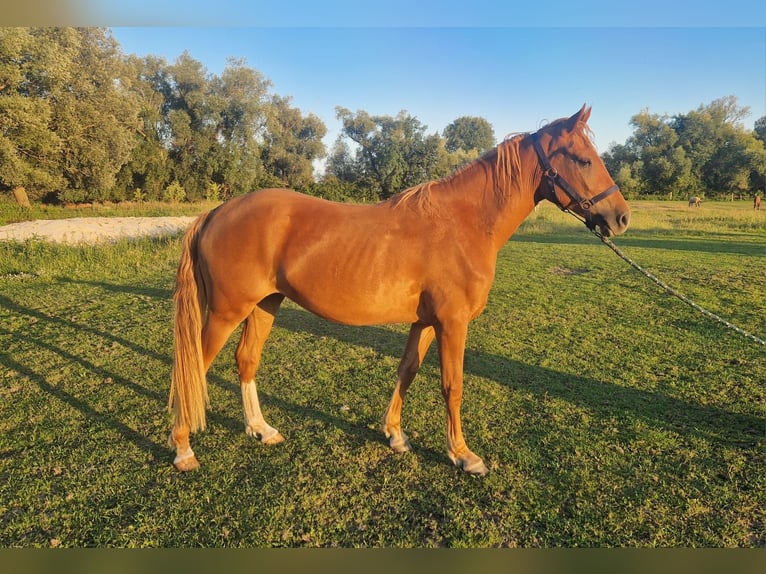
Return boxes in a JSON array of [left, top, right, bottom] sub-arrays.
[[532, 105, 630, 237]]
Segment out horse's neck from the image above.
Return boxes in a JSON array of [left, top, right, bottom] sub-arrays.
[[436, 146, 538, 251]]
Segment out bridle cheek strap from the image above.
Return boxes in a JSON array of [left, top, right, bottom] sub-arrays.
[[531, 133, 620, 212]]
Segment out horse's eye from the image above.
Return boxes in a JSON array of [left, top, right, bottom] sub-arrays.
[[574, 157, 592, 167]]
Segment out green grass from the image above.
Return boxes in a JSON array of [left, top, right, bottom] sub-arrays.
[[0, 201, 764, 547]]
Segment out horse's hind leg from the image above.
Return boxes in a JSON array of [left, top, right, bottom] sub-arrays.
[[237, 294, 285, 444], [383, 323, 435, 452], [169, 309, 242, 470]]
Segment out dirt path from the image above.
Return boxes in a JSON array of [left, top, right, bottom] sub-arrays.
[[0, 216, 196, 245]]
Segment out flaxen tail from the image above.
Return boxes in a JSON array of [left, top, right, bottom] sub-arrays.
[[168, 211, 211, 433]]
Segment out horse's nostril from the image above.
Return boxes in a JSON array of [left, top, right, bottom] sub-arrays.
[[619, 212, 630, 230]]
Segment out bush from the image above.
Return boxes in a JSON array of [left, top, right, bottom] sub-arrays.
[[303, 180, 373, 203], [205, 181, 221, 202], [163, 180, 186, 203], [57, 189, 91, 204]]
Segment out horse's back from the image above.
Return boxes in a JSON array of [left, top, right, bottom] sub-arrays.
[[200, 188, 363, 248]]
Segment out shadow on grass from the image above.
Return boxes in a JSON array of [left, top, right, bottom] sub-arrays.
[[0, 347, 168, 462], [512, 230, 765, 256], [0, 291, 237, 464], [2, 279, 761, 473], [273, 306, 763, 447], [0, 284, 418, 469]]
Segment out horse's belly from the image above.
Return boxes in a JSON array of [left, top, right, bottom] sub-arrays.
[[277, 270, 421, 326], [274, 225, 426, 325], [294, 298, 419, 326]]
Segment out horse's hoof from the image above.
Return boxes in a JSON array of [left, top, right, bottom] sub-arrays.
[[261, 431, 285, 445], [462, 459, 489, 476], [391, 437, 412, 453], [450, 452, 489, 476], [385, 429, 412, 453], [246, 425, 284, 444], [173, 454, 200, 472]]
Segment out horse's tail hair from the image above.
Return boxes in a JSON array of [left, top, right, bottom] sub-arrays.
[[168, 211, 212, 433]]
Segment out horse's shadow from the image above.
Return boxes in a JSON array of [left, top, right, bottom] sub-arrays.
[[272, 306, 763, 449], [2, 279, 761, 472]]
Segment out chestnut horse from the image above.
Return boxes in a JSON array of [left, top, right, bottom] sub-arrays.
[[168, 105, 630, 475]]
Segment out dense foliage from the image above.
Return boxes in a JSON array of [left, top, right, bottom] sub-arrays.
[[0, 28, 326, 203], [1, 28, 764, 204], [0, 28, 499, 204], [602, 96, 766, 200]]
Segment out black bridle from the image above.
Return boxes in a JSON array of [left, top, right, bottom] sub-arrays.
[[531, 133, 620, 217]]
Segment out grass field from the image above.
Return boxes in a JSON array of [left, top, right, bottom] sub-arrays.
[[0, 199, 763, 547]]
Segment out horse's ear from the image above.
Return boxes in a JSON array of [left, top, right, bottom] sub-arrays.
[[568, 104, 592, 128]]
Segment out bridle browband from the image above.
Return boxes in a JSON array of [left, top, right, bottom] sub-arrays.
[[531, 132, 620, 215]]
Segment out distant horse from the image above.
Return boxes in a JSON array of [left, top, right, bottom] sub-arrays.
[[755, 195, 761, 210], [689, 196, 702, 208], [168, 105, 630, 475]]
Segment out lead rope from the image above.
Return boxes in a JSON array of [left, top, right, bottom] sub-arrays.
[[583, 221, 766, 347]]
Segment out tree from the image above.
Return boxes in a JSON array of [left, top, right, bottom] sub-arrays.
[[333, 107, 443, 199], [602, 143, 644, 198], [0, 27, 141, 200], [208, 58, 272, 196], [672, 96, 764, 195], [704, 94, 750, 125], [602, 97, 766, 198], [434, 141, 481, 182], [117, 54, 276, 200], [443, 116, 495, 154], [114, 54, 172, 199], [325, 140, 356, 184], [628, 110, 693, 196], [141, 53, 262, 200], [261, 95, 326, 189], [2, 29, 333, 203], [754, 116, 766, 144], [51, 28, 140, 200], [701, 125, 764, 194], [0, 28, 64, 195], [753, 117, 766, 193], [158, 51, 218, 200]]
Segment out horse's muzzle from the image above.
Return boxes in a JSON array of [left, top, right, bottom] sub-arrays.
[[593, 208, 630, 238]]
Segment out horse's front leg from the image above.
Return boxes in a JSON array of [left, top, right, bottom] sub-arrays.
[[437, 320, 489, 476]]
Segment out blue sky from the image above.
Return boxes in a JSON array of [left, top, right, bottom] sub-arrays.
[[90, 2, 766, 158]]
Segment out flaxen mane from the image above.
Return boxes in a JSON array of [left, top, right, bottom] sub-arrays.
[[391, 133, 525, 213]]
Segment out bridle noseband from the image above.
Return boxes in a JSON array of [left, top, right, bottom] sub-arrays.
[[531, 133, 620, 216]]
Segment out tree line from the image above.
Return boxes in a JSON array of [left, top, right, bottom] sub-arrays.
[[0, 28, 328, 203], [1, 28, 764, 205], [603, 96, 766, 199], [0, 27, 496, 205]]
